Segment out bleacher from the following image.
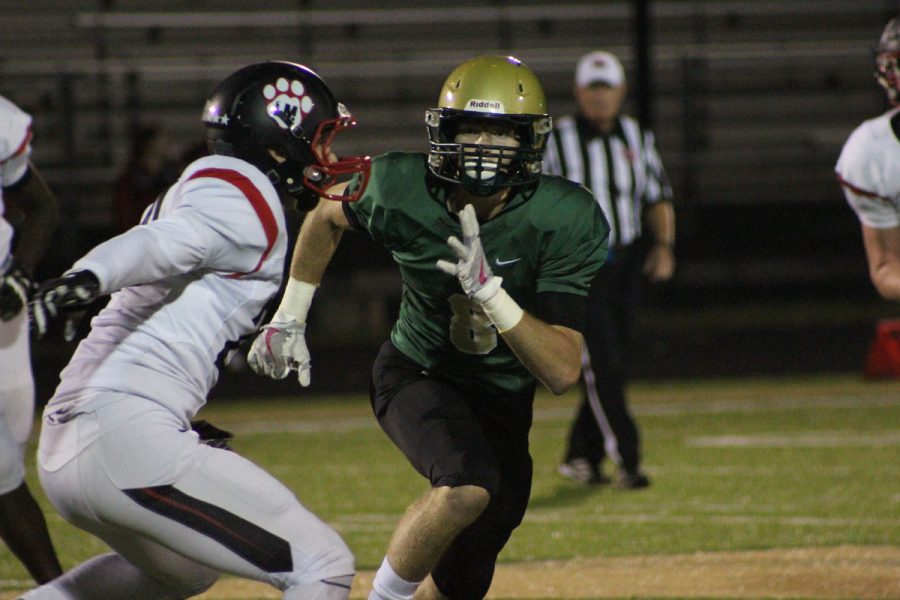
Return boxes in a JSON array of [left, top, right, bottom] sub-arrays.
[[1, 1, 896, 301]]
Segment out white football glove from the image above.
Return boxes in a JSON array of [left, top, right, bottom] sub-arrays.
[[247, 320, 311, 386], [436, 204, 502, 304]]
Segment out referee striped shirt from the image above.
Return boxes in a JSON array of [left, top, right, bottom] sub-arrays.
[[543, 113, 672, 248]]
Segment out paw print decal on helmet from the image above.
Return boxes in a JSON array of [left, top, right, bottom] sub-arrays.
[[263, 77, 314, 130]]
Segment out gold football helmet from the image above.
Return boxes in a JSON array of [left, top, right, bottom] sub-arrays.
[[426, 55, 552, 195]]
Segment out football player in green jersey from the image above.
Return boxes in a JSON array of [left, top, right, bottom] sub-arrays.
[[249, 55, 609, 599]]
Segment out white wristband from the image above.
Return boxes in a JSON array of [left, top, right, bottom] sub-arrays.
[[273, 278, 317, 323], [480, 288, 524, 333]]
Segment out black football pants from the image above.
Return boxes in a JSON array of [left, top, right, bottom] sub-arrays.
[[370, 340, 534, 599]]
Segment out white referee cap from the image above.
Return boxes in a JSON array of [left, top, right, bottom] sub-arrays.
[[575, 51, 625, 87]]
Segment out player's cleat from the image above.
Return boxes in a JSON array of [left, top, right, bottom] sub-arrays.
[[616, 468, 651, 489], [558, 458, 610, 486]]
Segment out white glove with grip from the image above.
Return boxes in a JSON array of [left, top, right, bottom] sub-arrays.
[[247, 278, 317, 387], [247, 319, 311, 386], [436, 204, 502, 304]]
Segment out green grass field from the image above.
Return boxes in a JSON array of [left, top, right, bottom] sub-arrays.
[[1, 373, 898, 599]]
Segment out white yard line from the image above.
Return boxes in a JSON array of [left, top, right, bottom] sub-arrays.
[[686, 430, 900, 447], [329, 511, 900, 531], [230, 393, 899, 434]]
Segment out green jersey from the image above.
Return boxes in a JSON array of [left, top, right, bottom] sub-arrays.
[[345, 152, 608, 394]]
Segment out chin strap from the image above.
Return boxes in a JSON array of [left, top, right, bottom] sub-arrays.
[[267, 165, 319, 210]]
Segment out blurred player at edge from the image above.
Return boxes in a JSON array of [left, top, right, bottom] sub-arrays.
[[0, 93, 62, 584], [248, 55, 607, 599], [836, 15, 900, 300], [22, 61, 370, 600]]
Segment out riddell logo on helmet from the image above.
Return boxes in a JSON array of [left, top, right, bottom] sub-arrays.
[[466, 99, 505, 113], [263, 77, 314, 130]]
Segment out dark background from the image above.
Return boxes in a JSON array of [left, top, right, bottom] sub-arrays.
[[4, 0, 898, 399]]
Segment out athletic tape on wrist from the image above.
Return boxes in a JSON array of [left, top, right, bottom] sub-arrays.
[[481, 288, 524, 333], [275, 278, 317, 323]]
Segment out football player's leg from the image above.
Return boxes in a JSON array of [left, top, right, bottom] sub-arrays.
[[142, 444, 354, 595], [0, 482, 62, 584], [0, 314, 62, 584], [0, 312, 32, 494], [427, 390, 534, 599], [20, 543, 219, 599], [30, 429, 219, 598], [369, 344, 500, 598], [39, 401, 353, 598]]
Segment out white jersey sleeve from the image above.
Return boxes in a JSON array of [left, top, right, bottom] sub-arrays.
[[73, 158, 280, 294], [836, 107, 900, 229], [49, 155, 287, 423]]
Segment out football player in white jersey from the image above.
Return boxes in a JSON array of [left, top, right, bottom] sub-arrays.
[[0, 94, 63, 584], [836, 15, 900, 300], [23, 61, 370, 600]]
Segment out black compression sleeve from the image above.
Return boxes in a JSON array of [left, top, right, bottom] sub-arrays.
[[535, 291, 586, 334]]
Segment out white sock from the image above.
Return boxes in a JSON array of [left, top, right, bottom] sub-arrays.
[[368, 557, 422, 600]]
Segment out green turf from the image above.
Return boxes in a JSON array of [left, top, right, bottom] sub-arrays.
[[1, 373, 897, 598]]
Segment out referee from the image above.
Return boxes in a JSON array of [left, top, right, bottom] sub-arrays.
[[543, 50, 675, 489]]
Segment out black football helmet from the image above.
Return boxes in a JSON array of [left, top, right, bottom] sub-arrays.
[[876, 16, 900, 105], [426, 55, 552, 196], [202, 61, 370, 209]]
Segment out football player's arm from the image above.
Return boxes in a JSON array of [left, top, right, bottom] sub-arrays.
[[3, 161, 60, 274], [500, 316, 584, 395], [288, 191, 351, 285], [35, 177, 262, 306], [437, 204, 587, 394], [30, 208, 210, 336], [68, 206, 217, 294], [861, 223, 900, 301], [247, 197, 351, 384]]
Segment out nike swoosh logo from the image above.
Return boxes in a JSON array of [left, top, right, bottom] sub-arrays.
[[495, 257, 521, 266]]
